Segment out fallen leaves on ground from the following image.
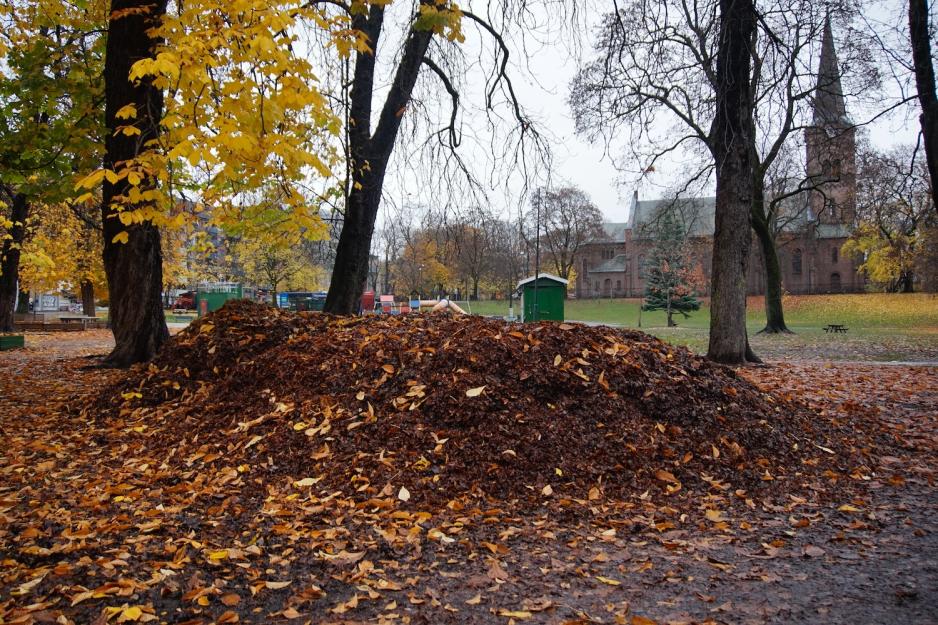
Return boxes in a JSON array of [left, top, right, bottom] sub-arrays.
[[0, 303, 934, 625]]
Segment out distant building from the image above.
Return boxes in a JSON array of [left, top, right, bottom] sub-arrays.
[[575, 19, 863, 298]]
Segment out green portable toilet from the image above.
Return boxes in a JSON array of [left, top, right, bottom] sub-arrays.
[[196, 283, 256, 317], [517, 273, 568, 322]]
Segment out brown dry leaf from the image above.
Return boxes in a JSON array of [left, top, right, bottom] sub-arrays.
[[803, 545, 825, 558], [265, 580, 293, 590], [220, 593, 240, 606]]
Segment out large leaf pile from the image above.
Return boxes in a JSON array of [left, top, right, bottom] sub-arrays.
[[97, 300, 852, 512]]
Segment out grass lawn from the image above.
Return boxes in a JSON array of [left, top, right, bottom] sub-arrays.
[[458, 293, 938, 361]]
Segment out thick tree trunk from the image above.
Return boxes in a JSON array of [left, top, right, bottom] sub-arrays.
[[81, 280, 96, 318], [0, 193, 29, 332], [909, 0, 938, 215], [751, 212, 791, 334], [707, 0, 760, 364], [326, 179, 384, 313], [101, 0, 169, 366], [324, 7, 433, 314]]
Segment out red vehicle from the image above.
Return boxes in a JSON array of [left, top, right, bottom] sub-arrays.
[[173, 291, 196, 310]]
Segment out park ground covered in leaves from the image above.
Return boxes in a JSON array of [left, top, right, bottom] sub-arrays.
[[1, 303, 936, 624]]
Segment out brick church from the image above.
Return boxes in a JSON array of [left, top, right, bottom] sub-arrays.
[[575, 20, 864, 299]]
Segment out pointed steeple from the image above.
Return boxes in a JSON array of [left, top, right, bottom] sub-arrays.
[[813, 16, 849, 126]]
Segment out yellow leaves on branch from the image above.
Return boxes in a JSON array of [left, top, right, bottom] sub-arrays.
[[72, 0, 367, 241], [128, 0, 346, 218]]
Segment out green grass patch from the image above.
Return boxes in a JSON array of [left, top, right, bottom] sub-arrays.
[[460, 293, 938, 332]]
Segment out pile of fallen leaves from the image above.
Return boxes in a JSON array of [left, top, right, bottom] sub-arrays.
[[5, 305, 922, 625], [96, 301, 863, 512]]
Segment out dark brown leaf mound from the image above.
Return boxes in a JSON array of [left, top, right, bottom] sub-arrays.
[[96, 300, 850, 511]]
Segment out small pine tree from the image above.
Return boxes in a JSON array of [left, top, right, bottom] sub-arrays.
[[641, 211, 701, 326]]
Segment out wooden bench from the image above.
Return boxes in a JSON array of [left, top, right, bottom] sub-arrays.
[[57, 315, 101, 330], [824, 324, 848, 334]]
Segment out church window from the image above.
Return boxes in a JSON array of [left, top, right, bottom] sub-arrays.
[[616, 280, 621, 292], [831, 246, 838, 263], [792, 249, 803, 275]]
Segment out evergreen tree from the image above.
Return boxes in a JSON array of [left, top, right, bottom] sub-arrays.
[[641, 211, 701, 327]]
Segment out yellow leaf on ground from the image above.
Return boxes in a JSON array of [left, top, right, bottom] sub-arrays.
[[497, 609, 532, 619], [465, 386, 486, 397], [116, 606, 143, 622]]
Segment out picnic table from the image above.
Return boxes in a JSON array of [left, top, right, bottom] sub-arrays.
[[824, 323, 849, 334], [57, 315, 100, 329]]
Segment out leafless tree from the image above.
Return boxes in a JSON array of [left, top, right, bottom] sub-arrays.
[[571, 0, 884, 336], [525, 186, 604, 283], [313, 1, 568, 313], [909, 0, 938, 212]]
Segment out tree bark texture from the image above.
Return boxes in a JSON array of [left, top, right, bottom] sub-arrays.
[[0, 193, 29, 332], [324, 5, 434, 314], [909, 0, 938, 216], [707, 0, 760, 364], [16, 289, 29, 314], [101, 0, 169, 365], [751, 196, 791, 333], [81, 280, 96, 318]]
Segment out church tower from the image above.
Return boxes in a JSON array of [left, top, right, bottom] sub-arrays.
[[805, 17, 857, 226]]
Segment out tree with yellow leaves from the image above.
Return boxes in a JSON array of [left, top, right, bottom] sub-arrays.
[[0, 0, 107, 330], [18, 203, 105, 316], [92, 0, 348, 364]]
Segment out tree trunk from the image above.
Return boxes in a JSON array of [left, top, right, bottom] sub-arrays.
[[101, 0, 169, 366], [707, 0, 760, 364], [81, 280, 96, 318], [324, 7, 434, 314], [16, 289, 29, 314], [751, 211, 791, 334], [909, 0, 938, 215], [0, 193, 29, 332]]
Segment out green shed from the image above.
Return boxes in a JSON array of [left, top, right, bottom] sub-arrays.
[[196, 283, 257, 317], [517, 273, 568, 322]]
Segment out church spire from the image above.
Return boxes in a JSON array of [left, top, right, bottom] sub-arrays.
[[813, 16, 849, 126]]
